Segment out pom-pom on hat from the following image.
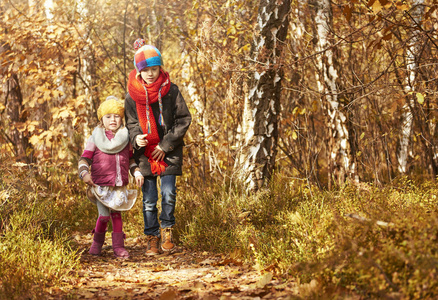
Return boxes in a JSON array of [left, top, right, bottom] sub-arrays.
[[133, 38, 145, 50], [133, 39, 162, 74], [97, 96, 125, 121]]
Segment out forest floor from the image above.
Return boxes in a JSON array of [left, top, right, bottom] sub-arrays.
[[43, 232, 301, 300]]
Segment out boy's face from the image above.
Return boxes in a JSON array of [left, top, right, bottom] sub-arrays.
[[102, 114, 122, 133], [141, 66, 160, 84]]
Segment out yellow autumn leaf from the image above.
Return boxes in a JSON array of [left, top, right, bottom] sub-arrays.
[[72, 117, 80, 127], [58, 150, 67, 159], [15, 122, 26, 133], [292, 131, 298, 140], [416, 93, 424, 104], [29, 135, 41, 145], [59, 109, 72, 119], [64, 60, 77, 72], [292, 106, 299, 115], [396, 3, 409, 10], [27, 123, 36, 132], [256, 272, 273, 288], [227, 26, 236, 35], [65, 65, 77, 72], [0, 142, 13, 151], [239, 44, 251, 52], [372, 0, 382, 13], [312, 100, 319, 112]]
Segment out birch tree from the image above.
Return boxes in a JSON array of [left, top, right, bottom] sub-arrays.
[[176, 11, 212, 177], [76, 0, 98, 132], [397, 0, 425, 174], [237, 0, 290, 190], [312, 0, 356, 188]]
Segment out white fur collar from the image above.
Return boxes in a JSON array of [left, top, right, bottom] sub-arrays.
[[92, 126, 129, 154]]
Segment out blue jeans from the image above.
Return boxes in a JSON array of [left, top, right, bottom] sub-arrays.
[[142, 175, 177, 237]]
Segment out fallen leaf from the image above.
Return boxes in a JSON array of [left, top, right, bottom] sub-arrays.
[[107, 289, 127, 297], [77, 290, 95, 299], [199, 258, 215, 265], [256, 272, 273, 289], [160, 290, 177, 300]]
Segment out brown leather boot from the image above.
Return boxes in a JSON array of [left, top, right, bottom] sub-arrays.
[[161, 227, 175, 252], [145, 235, 160, 256]]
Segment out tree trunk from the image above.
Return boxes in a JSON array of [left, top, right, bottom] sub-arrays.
[[2, 74, 31, 162], [77, 0, 98, 132], [237, 0, 290, 190], [150, 0, 164, 50], [397, 0, 425, 174], [0, 6, 31, 162], [312, 0, 355, 188], [178, 14, 211, 179]]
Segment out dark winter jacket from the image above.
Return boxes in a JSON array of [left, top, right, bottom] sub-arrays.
[[125, 83, 192, 177]]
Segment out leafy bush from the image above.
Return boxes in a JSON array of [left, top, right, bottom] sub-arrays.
[[0, 213, 79, 299], [3, 153, 438, 299], [177, 174, 438, 298], [0, 160, 80, 299], [177, 181, 240, 252]]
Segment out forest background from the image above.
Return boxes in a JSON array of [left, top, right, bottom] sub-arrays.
[[1, 0, 438, 299]]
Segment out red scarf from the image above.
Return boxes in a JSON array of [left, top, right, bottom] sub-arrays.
[[127, 69, 171, 175]]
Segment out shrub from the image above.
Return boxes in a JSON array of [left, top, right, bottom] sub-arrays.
[[0, 212, 79, 299], [0, 160, 80, 299], [177, 174, 438, 298]]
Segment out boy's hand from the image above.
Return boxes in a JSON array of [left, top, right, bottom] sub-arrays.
[[151, 145, 165, 161], [83, 173, 96, 186], [136, 134, 148, 147], [135, 175, 144, 187]]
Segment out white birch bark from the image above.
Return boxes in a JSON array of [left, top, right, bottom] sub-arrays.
[[397, 0, 425, 174], [148, 1, 164, 50], [177, 17, 215, 174], [313, 0, 355, 185], [237, 0, 290, 190], [44, 0, 53, 20], [76, 0, 94, 139], [290, 0, 306, 42]]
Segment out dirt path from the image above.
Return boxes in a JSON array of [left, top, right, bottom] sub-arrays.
[[44, 232, 299, 299]]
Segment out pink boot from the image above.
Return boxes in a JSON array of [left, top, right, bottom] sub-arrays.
[[112, 232, 129, 258], [89, 230, 106, 255]]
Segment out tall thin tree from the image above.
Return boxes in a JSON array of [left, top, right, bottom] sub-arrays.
[[237, 0, 290, 190], [312, 0, 356, 188], [0, 2, 31, 162], [397, 0, 425, 174]]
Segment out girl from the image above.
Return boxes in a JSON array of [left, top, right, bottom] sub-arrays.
[[125, 39, 191, 256], [78, 96, 144, 258]]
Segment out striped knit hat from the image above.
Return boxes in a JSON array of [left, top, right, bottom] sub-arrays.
[[133, 39, 162, 74]]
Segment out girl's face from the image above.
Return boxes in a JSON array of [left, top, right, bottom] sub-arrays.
[[102, 114, 122, 133], [141, 66, 160, 84]]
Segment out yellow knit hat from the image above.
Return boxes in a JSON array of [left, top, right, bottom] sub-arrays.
[[97, 96, 124, 121]]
